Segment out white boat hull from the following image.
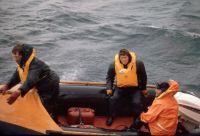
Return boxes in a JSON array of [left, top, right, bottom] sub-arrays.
[[175, 92, 200, 134]]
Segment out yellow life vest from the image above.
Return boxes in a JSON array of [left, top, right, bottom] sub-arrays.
[[115, 51, 138, 87], [17, 48, 36, 83]]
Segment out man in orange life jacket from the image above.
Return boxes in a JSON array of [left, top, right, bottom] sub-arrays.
[[133, 80, 179, 135], [106, 48, 147, 126], [0, 42, 60, 117]]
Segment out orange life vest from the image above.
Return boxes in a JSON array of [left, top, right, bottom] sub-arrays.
[[115, 51, 138, 87], [17, 48, 36, 83]]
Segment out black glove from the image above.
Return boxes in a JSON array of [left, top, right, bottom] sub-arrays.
[[7, 91, 20, 105]]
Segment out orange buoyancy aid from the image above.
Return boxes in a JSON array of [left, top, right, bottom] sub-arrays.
[[17, 48, 36, 83], [115, 51, 138, 87], [140, 80, 179, 136]]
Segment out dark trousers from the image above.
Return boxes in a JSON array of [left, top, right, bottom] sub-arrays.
[[108, 87, 142, 118], [38, 76, 60, 117]]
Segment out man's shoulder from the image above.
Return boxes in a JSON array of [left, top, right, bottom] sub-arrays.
[[30, 57, 48, 68], [110, 61, 115, 65], [109, 62, 115, 68], [136, 59, 145, 67], [33, 57, 46, 64], [136, 59, 144, 64]]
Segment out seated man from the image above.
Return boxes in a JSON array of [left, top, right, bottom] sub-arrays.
[[105, 48, 147, 126], [132, 80, 179, 135]]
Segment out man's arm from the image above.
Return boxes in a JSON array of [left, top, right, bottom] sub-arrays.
[[140, 103, 163, 123], [136, 60, 147, 90], [7, 69, 20, 89], [19, 62, 42, 97], [106, 62, 115, 90]]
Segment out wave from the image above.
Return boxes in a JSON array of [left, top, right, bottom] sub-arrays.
[[181, 14, 200, 20]]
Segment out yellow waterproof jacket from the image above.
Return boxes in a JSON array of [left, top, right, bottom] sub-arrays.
[[140, 80, 179, 136], [115, 52, 138, 87]]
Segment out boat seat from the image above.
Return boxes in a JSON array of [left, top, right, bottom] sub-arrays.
[[56, 84, 154, 116], [56, 84, 107, 115]]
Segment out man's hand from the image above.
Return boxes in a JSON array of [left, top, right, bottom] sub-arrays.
[[106, 89, 113, 96], [142, 90, 148, 97], [0, 84, 9, 95], [7, 90, 21, 105]]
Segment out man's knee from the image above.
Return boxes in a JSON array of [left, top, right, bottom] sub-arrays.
[[110, 93, 120, 101]]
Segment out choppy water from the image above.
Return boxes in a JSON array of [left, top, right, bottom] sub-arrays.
[[0, 0, 200, 96]]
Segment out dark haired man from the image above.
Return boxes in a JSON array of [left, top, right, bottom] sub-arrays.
[[0, 42, 60, 118], [106, 48, 147, 126]]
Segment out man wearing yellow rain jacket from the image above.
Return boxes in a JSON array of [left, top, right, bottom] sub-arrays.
[[134, 80, 179, 135]]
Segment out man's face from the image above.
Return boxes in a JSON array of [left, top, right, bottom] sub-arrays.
[[119, 55, 129, 65], [12, 52, 22, 64]]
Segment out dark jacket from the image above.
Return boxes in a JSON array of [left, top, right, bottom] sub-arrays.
[[106, 60, 147, 91], [7, 45, 59, 99]]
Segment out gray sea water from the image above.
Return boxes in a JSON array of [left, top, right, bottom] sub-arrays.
[[0, 0, 199, 96]]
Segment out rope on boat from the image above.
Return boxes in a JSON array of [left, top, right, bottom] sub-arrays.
[[60, 80, 156, 88]]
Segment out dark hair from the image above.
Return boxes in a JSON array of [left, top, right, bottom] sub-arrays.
[[156, 82, 170, 92], [119, 48, 132, 62], [12, 42, 24, 55]]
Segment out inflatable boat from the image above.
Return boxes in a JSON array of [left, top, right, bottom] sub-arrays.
[[0, 81, 199, 135]]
